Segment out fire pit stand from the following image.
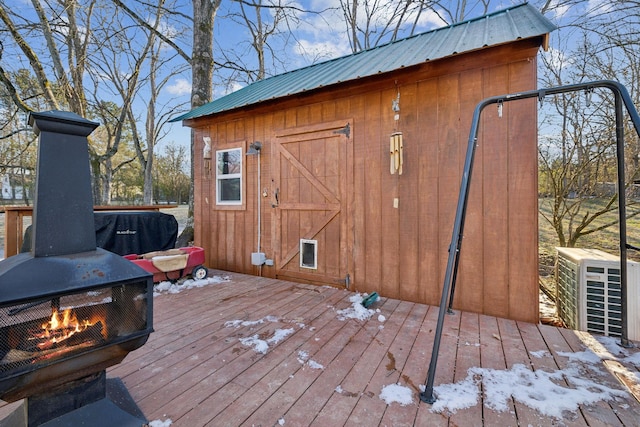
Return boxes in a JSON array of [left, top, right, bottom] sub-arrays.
[[0, 372, 146, 427], [0, 111, 153, 427]]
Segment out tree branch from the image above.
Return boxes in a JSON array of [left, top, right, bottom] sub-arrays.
[[110, 0, 191, 63]]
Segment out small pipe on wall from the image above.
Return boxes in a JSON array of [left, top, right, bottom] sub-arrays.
[[247, 141, 265, 269]]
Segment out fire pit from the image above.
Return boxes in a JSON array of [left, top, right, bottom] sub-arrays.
[[0, 111, 153, 426]]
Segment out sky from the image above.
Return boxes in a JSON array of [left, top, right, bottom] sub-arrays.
[[160, 0, 610, 149], [3, 1, 621, 155], [161, 0, 455, 150]]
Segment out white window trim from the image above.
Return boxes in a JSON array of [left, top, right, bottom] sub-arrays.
[[216, 147, 243, 205]]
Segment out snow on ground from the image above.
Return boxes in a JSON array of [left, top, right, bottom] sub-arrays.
[[297, 350, 324, 370], [429, 362, 627, 418], [148, 419, 172, 427], [413, 334, 638, 419], [224, 315, 280, 328], [224, 291, 387, 359], [153, 275, 230, 296], [628, 351, 640, 366], [335, 292, 377, 321], [225, 315, 301, 355], [380, 383, 415, 406], [239, 328, 295, 354], [539, 289, 557, 319]]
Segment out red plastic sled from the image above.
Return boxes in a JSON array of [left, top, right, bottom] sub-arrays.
[[124, 246, 208, 283]]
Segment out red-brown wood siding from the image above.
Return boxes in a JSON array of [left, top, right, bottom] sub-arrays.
[[189, 38, 542, 322]]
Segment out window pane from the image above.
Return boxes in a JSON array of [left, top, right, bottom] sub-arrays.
[[215, 147, 242, 205], [217, 150, 241, 175], [219, 178, 241, 202]]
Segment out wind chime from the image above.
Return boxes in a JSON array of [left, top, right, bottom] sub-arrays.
[[390, 86, 403, 175]]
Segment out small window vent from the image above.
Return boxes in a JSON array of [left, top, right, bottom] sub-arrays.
[[300, 239, 318, 269]]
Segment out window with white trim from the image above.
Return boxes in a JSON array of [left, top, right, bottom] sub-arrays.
[[216, 148, 242, 205]]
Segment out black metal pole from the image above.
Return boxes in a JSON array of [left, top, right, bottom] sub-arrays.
[[447, 240, 462, 313], [614, 91, 631, 348], [420, 103, 484, 403], [421, 80, 640, 404], [447, 157, 475, 313]]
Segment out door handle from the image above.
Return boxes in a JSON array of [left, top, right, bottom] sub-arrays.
[[272, 187, 279, 208]]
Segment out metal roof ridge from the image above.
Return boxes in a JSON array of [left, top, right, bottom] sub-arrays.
[[229, 3, 537, 81], [170, 2, 552, 122]]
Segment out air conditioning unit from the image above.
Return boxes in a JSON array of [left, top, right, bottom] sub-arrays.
[[556, 247, 640, 341]]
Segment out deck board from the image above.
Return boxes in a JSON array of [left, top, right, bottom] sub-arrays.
[[309, 298, 402, 426], [1, 271, 640, 426], [207, 289, 352, 426], [447, 310, 484, 427], [497, 316, 554, 426], [343, 300, 415, 427], [378, 303, 430, 427]]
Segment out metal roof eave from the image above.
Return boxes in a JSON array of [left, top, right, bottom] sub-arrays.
[[178, 37, 548, 126], [170, 3, 556, 124]]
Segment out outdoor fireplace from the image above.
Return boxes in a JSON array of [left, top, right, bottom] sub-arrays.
[[0, 111, 153, 426]]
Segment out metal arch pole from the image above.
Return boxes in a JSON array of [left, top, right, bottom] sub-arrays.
[[614, 90, 631, 347], [446, 241, 463, 313], [421, 80, 640, 404], [420, 100, 485, 403]]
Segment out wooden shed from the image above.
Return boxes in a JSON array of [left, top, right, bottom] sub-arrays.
[[173, 3, 556, 323]]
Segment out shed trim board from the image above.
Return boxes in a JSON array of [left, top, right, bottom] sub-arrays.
[[183, 7, 555, 323]]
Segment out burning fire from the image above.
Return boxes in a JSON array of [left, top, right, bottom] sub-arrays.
[[35, 308, 105, 350]]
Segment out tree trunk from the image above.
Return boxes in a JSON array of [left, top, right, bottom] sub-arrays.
[[102, 158, 113, 205], [182, 0, 221, 242]]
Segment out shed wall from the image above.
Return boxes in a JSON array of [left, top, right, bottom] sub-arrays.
[[190, 39, 541, 322]]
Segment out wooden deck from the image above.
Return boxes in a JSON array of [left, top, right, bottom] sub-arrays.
[[2, 271, 640, 426]]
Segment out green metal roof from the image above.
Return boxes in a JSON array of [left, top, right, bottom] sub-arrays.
[[172, 3, 555, 122]]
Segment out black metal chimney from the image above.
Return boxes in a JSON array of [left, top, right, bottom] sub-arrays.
[[0, 111, 151, 305], [29, 111, 99, 257]]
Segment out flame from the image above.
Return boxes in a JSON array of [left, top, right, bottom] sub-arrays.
[[36, 308, 105, 349]]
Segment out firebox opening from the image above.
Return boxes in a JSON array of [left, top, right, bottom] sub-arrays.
[[0, 279, 151, 396]]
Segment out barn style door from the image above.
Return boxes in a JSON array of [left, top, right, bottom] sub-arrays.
[[272, 119, 353, 287]]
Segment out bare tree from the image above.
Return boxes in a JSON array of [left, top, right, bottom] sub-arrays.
[[336, 0, 497, 53], [94, 0, 189, 204], [218, 0, 302, 83], [0, 0, 192, 205], [103, 0, 221, 240], [537, 1, 640, 250], [154, 142, 190, 204]]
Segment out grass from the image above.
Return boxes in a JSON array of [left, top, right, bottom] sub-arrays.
[[539, 197, 640, 258], [538, 197, 640, 297]]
